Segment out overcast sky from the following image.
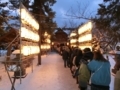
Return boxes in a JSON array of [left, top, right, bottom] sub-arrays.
[[52, 0, 103, 28]]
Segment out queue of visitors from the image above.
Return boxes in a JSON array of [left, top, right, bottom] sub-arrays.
[[60, 45, 120, 90]]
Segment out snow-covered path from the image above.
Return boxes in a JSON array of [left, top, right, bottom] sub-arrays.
[[0, 52, 79, 90], [0, 52, 115, 90]]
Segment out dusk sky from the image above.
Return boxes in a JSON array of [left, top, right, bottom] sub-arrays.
[[52, 0, 103, 28], [1, 0, 103, 29]]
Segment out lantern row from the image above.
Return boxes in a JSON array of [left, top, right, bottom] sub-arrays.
[[70, 21, 93, 50], [21, 27, 39, 42], [41, 44, 51, 50], [20, 3, 40, 56], [78, 34, 92, 43], [21, 41, 39, 56], [21, 45, 39, 56], [20, 4, 39, 31], [78, 22, 92, 35]]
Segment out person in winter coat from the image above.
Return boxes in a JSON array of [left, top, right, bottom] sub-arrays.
[[70, 48, 78, 73], [88, 50, 111, 90], [62, 46, 69, 68], [72, 49, 83, 83], [113, 54, 120, 90], [75, 49, 83, 67], [78, 60, 91, 90], [65, 46, 70, 67], [78, 48, 93, 90]]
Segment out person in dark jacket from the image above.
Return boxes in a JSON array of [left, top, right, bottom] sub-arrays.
[[82, 48, 94, 62], [78, 48, 93, 90], [62, 46, 69, 67], [75, 49, 83, 67], [70, 47, 78, 72], [74, 49, 83, 83]]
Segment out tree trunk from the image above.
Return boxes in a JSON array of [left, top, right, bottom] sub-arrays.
[[37, 26, 41, 65]]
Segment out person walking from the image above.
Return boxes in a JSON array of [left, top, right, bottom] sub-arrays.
[[88, 50, 111, 90]]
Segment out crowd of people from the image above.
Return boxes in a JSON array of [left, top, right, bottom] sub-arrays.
[[60, 45, 120, 90]]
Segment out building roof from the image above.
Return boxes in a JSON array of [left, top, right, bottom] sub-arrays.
[[52, 29, 68, 42]]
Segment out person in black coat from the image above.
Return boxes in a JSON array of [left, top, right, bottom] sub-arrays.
[[70, 48, 78, 72], [73, 49, 83, 84], [62, 46, 69, 67], [77, 48, 93, 90], [75, 49, 83, 67], [82, 48, 94, 63]]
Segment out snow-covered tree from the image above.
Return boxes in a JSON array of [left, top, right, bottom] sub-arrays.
[[0, 0, 20, 31], [93, 0, 120, 49]]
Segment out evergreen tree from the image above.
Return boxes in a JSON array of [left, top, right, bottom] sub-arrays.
[[94, 0, 120, 48], [28, 0, 57, 65], [0, 0, 57, 39], [0, 15, 5, 36], [0, 0, 21, 30], [30, 0, 57, 36], [0, 2, 9, 36]]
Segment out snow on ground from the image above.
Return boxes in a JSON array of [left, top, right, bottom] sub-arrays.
[[0, 52, 79, 90], [0, 52, 115, 90]]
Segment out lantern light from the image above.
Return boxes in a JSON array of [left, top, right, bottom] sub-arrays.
[[21, 27, 39, 42], [70, 39, 77, 43], [78, 34, 92, 42], [78, 21, 92, 35], [52, 42, 54, 45], [78, 21, 93, 50], [70, 32, 77, 37], [21, 7, 39, 31], [21, 45, 40, 56]]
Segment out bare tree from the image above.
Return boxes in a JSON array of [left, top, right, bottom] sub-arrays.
[[61, 1, 93, 33], [64, 1, 119, 52], [65, 1, 92, 20]]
